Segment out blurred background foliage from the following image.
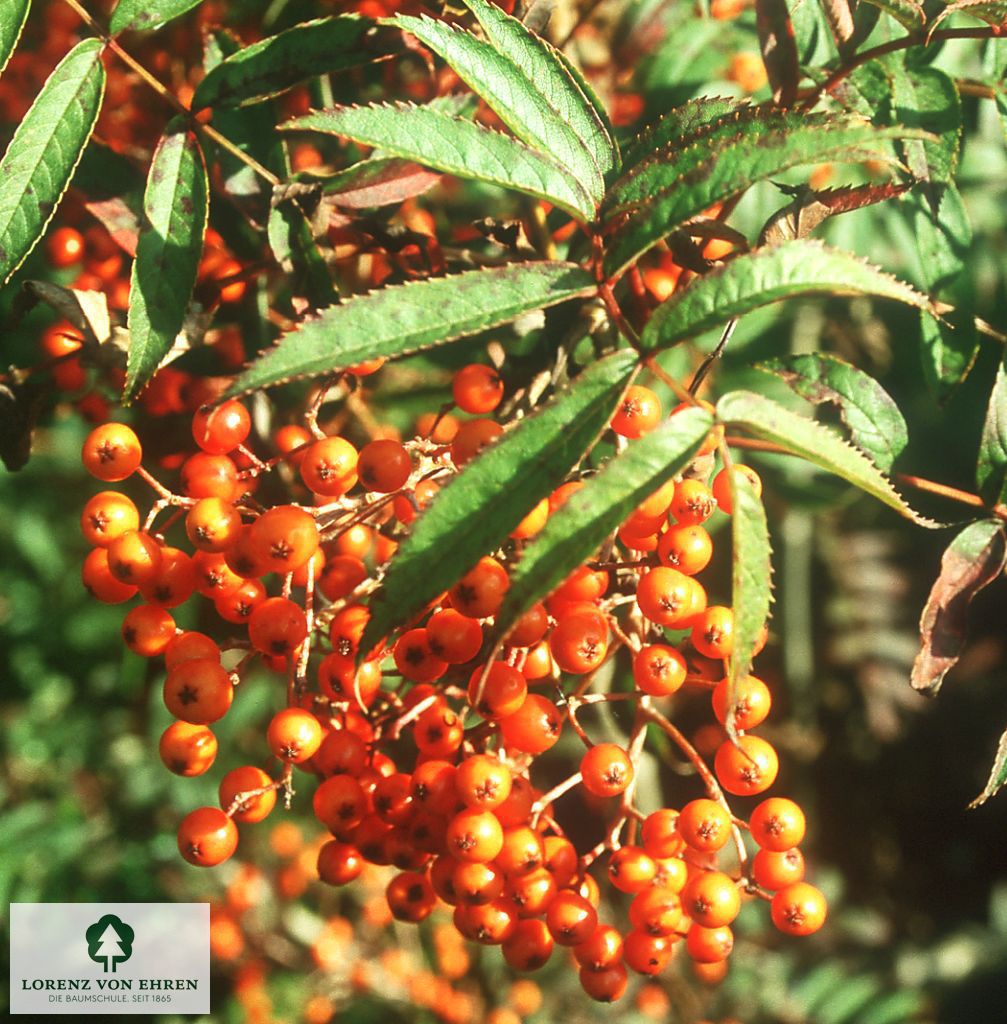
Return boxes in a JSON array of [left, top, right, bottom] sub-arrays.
[[3, 0, 1007, 1022]]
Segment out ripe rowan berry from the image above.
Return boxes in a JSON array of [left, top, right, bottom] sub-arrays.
[[179, 452, 240, 500], [192, 400, 250, 455], [608, 845, 657, 894], [356, 439, 412, 493], [82, 423, 142, 481], [455, 754, 512, 811], [670, 479, 717, 525], [671, 398, 721, 456], [414, 704, 464, 757], [749, 797, 806, 852], [574, 924, 623, 970], [580, 743, 634, 799], [468, 661, 527, 720], [394, 628, 449, 683], [623, 931, 673, 975], [453, 363, 504, 414], [164, 631, 220, 669], [274, 424, 312, 466], [450, 418, 503, 466], [712, 464, 762, 515], [122, 604, 176, 657], [677, 798, 732, 853], [82, 547, 138, 603], [505, 867, 557, 918], [328, 604, 371, 658], [426, 608, 482, 664], [682, 870, 742, 928], [317, 840, 364, 886], [636, 566, 694, 628], [191, 550, 243, 598], [107, 530, 162, 586], [712, 674, 771, 730], [578, 962, 628, 1002], [164, 658, 233, 724], [714, 735, 779, 796], [685, 923, 734, 962], [249, 504, 320, 574], [318, 653, 382, 706], [495, 825, 545, 876], [453, 860, 505, 905], [177, 806, 239, 867], [505, 604, 548, 648], [410, 759, 458, 816], [502, 918, 554, 971], [691, 605, 734, 660], [300, 436, 358, 496], [751, 847, 805, 891], [611, 385, 661, 439], [267, 708, 323, 763], [219, 766, 277, 823], [449, 556, 509, 618], [510, 497, 549, 540], [214, 578, 267, 624], [186, 497, 242, 552], [770, 882, 827, 936], [641, 808, 685, 859], [456, 900, 518, 945], [629, 885, 682, 936], [80, 491, 139, 547], [46, 225, 85, 267], [447, 808, 504, 863], [549, 608, 609, 675], [317, 554, 367, 602], [634, 644, 687, 696], [373, 772, 414, 824], [499, 694, 563, 754], [314, 774, 369, 833], [387, 871, 437, 922], [159, 721, 217, 777], [546, 890, 598, 946], [314, 728, 369, 778], [658, 523, 713, 575], [248, 597, 308, 657]]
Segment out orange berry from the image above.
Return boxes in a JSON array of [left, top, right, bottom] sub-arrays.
[[714, 736, 779, 797], [453, 364, 504, 414], [122, 604, 176, 657], [770, 882, 827, 936], [80, 491, 139, 547], [82, 423, 142, 481], [749, 797, 806, 852], [177, 806, 239, 867], [267, 708, 323, 763], [219, 766, 277, 823], [580, 743, 634, 798], [159, 721, 217, 776], [611, 385, 661, 439]]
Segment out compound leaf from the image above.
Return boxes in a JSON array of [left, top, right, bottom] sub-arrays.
[[491, 406, 715, 641], [284, 103, 595, 220], [640, 240, 933, 360], [977, 359, 1007, 506], [110, 0, 204, 34], [226, 261, 595, 397], [716, 390, 938, 526], [396, 14, 603, 202], [0, 39, 105, 286], [621, 96, 743, 173], [912, 519, 1007, 694], [125, 119, 209, 400], [758, 351, 909, 472], [361, 351, 639, 656], [193, 16, 389, 109]]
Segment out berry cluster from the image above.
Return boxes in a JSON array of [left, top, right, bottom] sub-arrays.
[[80, 362, 825, 1002]]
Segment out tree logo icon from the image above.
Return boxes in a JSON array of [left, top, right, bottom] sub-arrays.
[[85, 914, 134, 973]]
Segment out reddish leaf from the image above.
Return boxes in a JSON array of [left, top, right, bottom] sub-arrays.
[[911, 520, 1007, 695], [756, 0, 800, 106], [83, 196, 139, 256]]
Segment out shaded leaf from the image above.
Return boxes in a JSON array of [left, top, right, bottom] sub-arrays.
[[726, 467, 773, 738], [758, 352, 909, 471], [861, 0, 925, 28], [0, 39, 105, 285], [761, 181, 912, 244], [0, 0, 30, 79], [396, 14, 603, 202], [193, 16, 389, 110], [226, 262, 595, 397], [620, 96, 743, 174], [492, 407, 715, 641], [716, 390, 939, 525], [125, 119, 209, 400], [284, 103, 595, 220], [756, 0, 800, 105], [929, 0, 1007, 38], [17, 281, 112, 346], [640, 240, 933, 355], [279, 158, 442, 209], [83, 197, 140, 256], [0, 378, 46, 472], [977, 360, 1007, 506], [459, 0, 616, 178], [603, 111, 927, 276], [360, 350, 638, 656], [820, 0, 856, 46], [911, 519, 1006, 694], [266, 199, 337, 309], [970, 727, 1007, 807], [109, 0, 204, 34], [891, 65, 961, 194]]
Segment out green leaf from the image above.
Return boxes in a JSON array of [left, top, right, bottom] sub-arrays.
[[758, 352, 909, 472], [603, 111, 927, 276], [716, 390, 939, 525], [640, 240, 933, 357], [0, 0, 30, 79], [193, 16, 387, 110], [860, 0, 925, 29], [911, 519, 1006, 694], [891, 65, 962, 189], [909, 185, 978, 400], [977, 359, 1007, 505], [970, 726, 1007, 807], [620, 96, 743, 174], [491, 406, 715, 641], [359, 350, 639, 657], [458, 0, 617, 178], [109, 0, 204, 34], [929, 0, 1007, 38], [125, 119, 209, 401], [266, 200, 337, 309], [284, 103, 595, 220], [396, 15, 603, 203], [226, 261, 595, 397], [726, 468, 773, 739], [0, 39, 105, 286]]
